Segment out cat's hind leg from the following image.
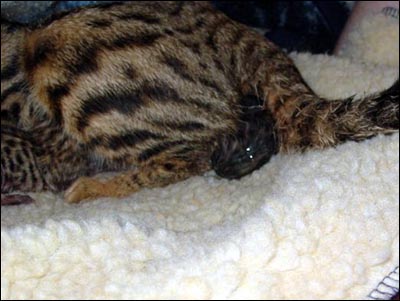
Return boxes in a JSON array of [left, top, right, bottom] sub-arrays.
[[65, 156, 209, 203]]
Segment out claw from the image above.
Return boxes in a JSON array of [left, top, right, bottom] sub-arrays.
[[1, 194, 35, 206]]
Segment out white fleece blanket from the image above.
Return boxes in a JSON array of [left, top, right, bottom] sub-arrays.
[[1, 12, 399, 300]]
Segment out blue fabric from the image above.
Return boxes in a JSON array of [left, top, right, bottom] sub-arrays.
[[1, 1, 119, 24], [213, 1, 350, 54]]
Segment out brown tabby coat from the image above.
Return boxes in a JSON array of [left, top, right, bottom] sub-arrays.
[[1, 1, 398, 204]]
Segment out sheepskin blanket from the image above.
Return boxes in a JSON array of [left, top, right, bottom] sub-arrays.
[[1, 10, 399, 300]]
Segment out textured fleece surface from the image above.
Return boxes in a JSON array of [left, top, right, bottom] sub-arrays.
[[1, 10, 399, 300]]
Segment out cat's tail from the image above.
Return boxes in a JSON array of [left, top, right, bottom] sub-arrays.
[[279, 79, 399, 152]]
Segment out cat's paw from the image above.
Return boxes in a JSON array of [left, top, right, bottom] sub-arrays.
[[65, 177, 104, 203]]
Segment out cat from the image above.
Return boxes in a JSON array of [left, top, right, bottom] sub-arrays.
[[1, 1, 398, 205]]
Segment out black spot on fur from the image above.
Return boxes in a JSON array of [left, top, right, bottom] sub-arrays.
[[86, 18, 113, 28], [1, 54, 19, 81], [3, 147, 11, 156], [25, 39, 54, 72], [122, 65, 137, 79], [47, 84, 70, 104], [141, 81, 183, 102], [206, 19, 230, 52], [162, 55, 195, 82], [179, 40, 201, 55], [243, 40, 258, 59], [110, 33, 163, 49], [15, 153, 24, 165], [170, 2, 185, 16], [118, 12, 161, 24], [6, 139, 16, 148], [195, 18, 205, 28], [1, 80, 27, 103], [231, 28, 244, 44], [10, 103, 20, 119], [164, 163, 175, 171], [199, 63, 207, 70], [9, 159, 16, 173], [67, 43, 99, 76], [198, 77, 224, 95], [213, 59, 225, 72], [1, 110, 11, 121], [164, 28, 175, 36], [206, 35, 218, 52], [175, 26, 194, 35]]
